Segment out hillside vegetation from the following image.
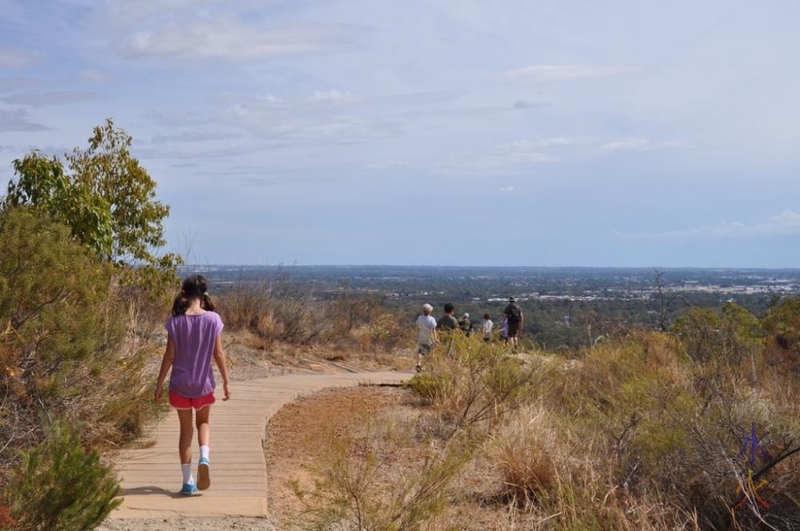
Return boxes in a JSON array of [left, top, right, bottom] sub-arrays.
[[287, 304, 800, 530]]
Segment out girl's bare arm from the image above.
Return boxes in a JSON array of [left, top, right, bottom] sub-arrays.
[[155, 335, 176, 404], [213, 334, 231, 400]]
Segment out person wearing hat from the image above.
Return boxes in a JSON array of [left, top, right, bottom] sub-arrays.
[[458, 312, 472, 336], [503, 296, 524, 348], [415, 303, 438, 372]]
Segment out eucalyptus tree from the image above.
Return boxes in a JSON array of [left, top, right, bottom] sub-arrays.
[[2, 119, 181, 285]]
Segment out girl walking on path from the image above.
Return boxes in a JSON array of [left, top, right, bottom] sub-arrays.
[[155, 274, 231, 495]]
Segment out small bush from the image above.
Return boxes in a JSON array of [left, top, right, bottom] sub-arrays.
[[4, 423, 121, 531], [408, 334, 537, 437], [220, 282, 328, 346], [293, 413, 469, 531]]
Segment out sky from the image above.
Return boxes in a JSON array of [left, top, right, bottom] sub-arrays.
[[1, 0, 800, 268]]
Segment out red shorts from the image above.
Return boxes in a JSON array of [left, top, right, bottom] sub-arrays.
[[169, 390, 216, 410]]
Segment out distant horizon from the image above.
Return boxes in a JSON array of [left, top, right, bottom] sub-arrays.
[[183, 263, 800, 271]]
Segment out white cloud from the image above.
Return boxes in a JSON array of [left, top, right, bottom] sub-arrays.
[[265, 116, 396, 142], [117, 18, 358, 61], [258, 93, 284, 105], [499, 186, 515, 192], [216, 92, 398, 142], [435, 137, 568, 175], [0, 47, 40, 68], [436, 152, 556, 174], [2, 91, 97, 107], [79, 69, 111, 82], [0, 109, 49, 131], [136, 141, 279, 160], [611, 210, 800, 240], [227, 90, 354, 111], [309, 89, 353, 104], [144, 109, 210, 127], [220, 89, 465, 117], [96, 0, 286, 29], [510, 137, 574, 150], [363, 160, 406, 171], [0, 78, 48, 93], [499, 65, 636, 84], [220, 108, 394, 142], [600, 137, 684, 152], [513, 99, 549, 109], [152, 129, 243, 143]]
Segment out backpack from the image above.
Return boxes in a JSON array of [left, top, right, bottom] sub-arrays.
[[507, 304, 521, 324]]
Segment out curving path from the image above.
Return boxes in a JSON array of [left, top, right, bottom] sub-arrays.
[[109, 371, 409, 519]]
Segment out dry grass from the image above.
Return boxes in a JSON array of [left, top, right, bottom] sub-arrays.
[[274, 387, 469, 531], [488, 405, 558, 504], [395, 322, 800, 529], [218, 283, 411, 371]]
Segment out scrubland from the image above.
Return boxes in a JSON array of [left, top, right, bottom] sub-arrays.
[[282, 301, 800, 531], [4, 256, 800, 530]]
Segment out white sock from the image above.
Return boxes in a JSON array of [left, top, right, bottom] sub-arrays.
[[200, 445, 210, 461], [181, 463, 194, 484]]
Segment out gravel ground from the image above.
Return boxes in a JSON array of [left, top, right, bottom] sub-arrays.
[[98, 517, 276, 531]]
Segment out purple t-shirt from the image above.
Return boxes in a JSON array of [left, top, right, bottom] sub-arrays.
[[165, 311, 224, 398]]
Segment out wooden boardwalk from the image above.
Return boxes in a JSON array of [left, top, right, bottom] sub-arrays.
[[109, 371, 409, 519]]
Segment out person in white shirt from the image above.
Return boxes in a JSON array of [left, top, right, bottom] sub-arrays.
[[481, 313, 493, 342], [415, 303, 438, 372]]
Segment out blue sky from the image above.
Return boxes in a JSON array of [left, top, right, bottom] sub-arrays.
[[2, 0, 800, 267]]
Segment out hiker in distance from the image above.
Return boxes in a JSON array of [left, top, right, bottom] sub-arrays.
[[437, 302, 459, 331], [503, 296, 524, 348], [459, 312, 472, 336], [415, 303, 438, 372], [155, 274, 231, 495], [481, 313, 493, 342], [437, 302, 459, 355]]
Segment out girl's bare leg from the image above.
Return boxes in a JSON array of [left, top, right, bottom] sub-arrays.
[[195, 406, 212, 490], [196, 405, 211, 447], [177, 409, 194, 463]]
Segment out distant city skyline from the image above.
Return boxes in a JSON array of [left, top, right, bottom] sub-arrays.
[[1, 1, 800, 268]]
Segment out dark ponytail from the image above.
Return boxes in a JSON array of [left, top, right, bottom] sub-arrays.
[[171, 274, 216, 315], [201, 292, 216, 312]]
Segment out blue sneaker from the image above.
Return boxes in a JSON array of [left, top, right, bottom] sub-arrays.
[[179, 482, 197, 495], [197, 457, 211, 491]]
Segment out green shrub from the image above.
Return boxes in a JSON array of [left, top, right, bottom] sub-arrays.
[[4, 423, 121, 531], [405, 371, 438, 402], [0, 207, 154, 466]]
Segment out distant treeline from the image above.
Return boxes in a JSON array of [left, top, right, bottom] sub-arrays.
[[195, 265, 800, 350]]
